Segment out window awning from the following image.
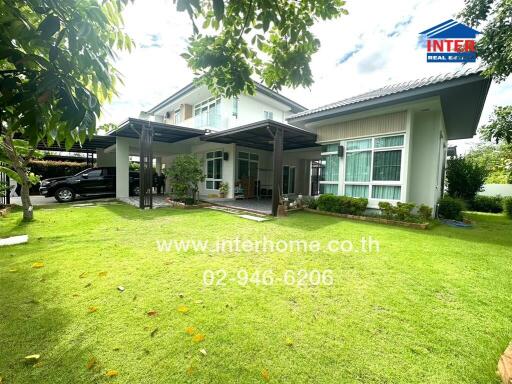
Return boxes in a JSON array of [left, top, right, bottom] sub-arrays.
[[200, 120, 319, 151]]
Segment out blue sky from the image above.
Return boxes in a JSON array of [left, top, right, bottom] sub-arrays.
[[102, 0, 512, 153]]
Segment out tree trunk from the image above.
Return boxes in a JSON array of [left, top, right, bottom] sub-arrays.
[[3, 132, 34, 221], [19, 174, 33, 221]]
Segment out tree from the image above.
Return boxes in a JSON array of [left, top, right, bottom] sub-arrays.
[[164, 155, 205, 204], [446, 156, 488, 201], [0, 0, 133, 220], [479, 105, 512, 144], [179, 0, 348, 97], [460, 0, 512, 81], [466, 143, 512, 184]]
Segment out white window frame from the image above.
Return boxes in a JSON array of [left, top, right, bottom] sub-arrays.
[[174, 108, 181, 124], [205, 150, 223, 190], [237, 151, 259, 180], [282, 165, 296, 195], [194, 97, 221, 128], [343, 133, 405, 206], [319, 143, 340, 195], [264, 110, 274, 120]]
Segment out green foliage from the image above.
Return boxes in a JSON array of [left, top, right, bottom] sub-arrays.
[[302, 196, 318, 209], [0, 138, 44, 184], [317, 194, 368, 216], [446, 156, 487, 200], [27, 159, 88, 179], [466, 143, 512, 184], [378, 202, 431, 223], [438, 196, 465, 221], [503, 197, 512, 218], [460, 0, 512, 81], [418, 204, 433, 222], [479, 106, 512, 144], [0, 0, 133, 147], [179, 0, 348, 97], [468, 195, 503, 213], [0, 181, 9, 195], [164, 154, 205, 203], [219, 181, 229, 195]]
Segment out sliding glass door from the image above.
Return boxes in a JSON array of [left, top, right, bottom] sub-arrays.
[[283, 165, 295, 194]]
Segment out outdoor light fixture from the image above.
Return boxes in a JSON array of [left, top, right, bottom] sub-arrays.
[[223, 152, 229, 161], [338, 145, 344, 157]]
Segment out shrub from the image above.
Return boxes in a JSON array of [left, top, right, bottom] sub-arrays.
[[446, 156, 487, 200], [378, 202, 394, 219], [317, 194, 368, 216], [503, 197, 512, 218], [438, 196, 465, 220], [396, 202, 416, 221], [302, 196, 318, 209], [164, 155, 205, 204], [418, 204, 433, 221], [468, 195, 503, 213]]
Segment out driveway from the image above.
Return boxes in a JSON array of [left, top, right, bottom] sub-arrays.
[[10, 195, 116, 206]]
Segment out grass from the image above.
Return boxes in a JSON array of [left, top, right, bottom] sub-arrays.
[[0, 202, 511, 383]]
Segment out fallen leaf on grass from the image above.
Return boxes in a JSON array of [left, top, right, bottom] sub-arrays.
[[117, 286, 125, 292], [105, 369, 118, 377], [24, 354, 40, 362], [261, 368, 270, 382], [9, 268, 17, 273], [150, 328, 159, 337], [185, 326, 196, 335], [177, 305, 189, 314], [98, 271, 108, 277], [186, 365, 195, 376], [192, 333, 205, 343], [147, 310, 158, 317], [285, 338, 294, 347], [86, 357, 97, 370], [199, 348, 207, 356], [88, 306, 98, 313], [79, 272, 87, 278], [32, 262, 44, 269]]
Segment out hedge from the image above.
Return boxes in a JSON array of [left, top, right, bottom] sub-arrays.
[[438, 196, 465, 221], [28, 159, 89, 179], [503, 197, 512, 219], [468, 195, 503, 213], [317, 194, 368, 216]]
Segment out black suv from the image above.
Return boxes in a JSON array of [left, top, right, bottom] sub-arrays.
[[39, 167, 140, 203]]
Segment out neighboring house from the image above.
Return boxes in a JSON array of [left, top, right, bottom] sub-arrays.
[[39, 67, 490, 216]]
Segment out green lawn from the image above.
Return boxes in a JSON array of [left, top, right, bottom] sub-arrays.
[[0, 202, 511, 383]]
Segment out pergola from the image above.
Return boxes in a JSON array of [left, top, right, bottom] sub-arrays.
[[201, 120, 318, 216], [110, 118, 206, 209]]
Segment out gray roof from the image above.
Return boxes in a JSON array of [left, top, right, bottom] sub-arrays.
[[288, 66, 485, 121], [148, 82, 307, 114]]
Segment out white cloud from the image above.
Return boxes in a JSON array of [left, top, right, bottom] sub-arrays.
[[101, 0, 512, 154]]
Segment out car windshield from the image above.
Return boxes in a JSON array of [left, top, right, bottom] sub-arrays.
[[74, 168, 94, 176]]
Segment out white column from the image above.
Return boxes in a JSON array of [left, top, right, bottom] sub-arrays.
[[115, 137, 130, 198]]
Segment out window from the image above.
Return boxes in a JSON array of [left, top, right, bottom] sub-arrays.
[[264, 111, 274, 120], [174, 109, 181, 124], [283, 166, 295, 194], [85, 169, 102, 178], [344, 134, 404, 200], [205, 151, 223, 189], [237, 151, 258, 180], [194, 97, 221, 129], [319, 144, 339, 195], [232, 97, 239, 118]]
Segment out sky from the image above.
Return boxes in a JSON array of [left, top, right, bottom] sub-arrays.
[[102, 0, 512, 154]]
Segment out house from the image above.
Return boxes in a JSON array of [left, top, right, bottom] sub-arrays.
[[39, 67, 491, 216]]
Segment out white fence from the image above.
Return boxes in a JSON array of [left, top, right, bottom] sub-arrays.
[[479, 184, 512, 197]]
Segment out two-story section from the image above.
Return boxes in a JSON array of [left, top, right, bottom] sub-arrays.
[[140, 82, 314, 200], [146, 83, 304, 131]]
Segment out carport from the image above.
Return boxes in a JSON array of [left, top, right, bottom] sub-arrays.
[[201, 120, 318, 216]]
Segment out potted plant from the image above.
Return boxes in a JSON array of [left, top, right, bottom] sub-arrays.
[[219, 182, 229, 198]]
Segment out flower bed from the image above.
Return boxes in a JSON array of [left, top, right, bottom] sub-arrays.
[[303, 208, 430, 229]]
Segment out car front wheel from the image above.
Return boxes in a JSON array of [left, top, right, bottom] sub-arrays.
[[55, 187, 75, 203]]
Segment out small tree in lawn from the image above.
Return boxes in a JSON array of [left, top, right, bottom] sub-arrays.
[[165, 155, 205, 204], [446, 156, 488, 201], [0, 0, 132, 221]]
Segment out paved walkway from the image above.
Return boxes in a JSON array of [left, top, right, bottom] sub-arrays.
[[202, 197, 272, 215], [10, 195, 117, 206]]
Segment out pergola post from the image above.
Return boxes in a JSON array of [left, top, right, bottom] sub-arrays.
[[139, 124, 153, 209], [271, 126, 283, 216]]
